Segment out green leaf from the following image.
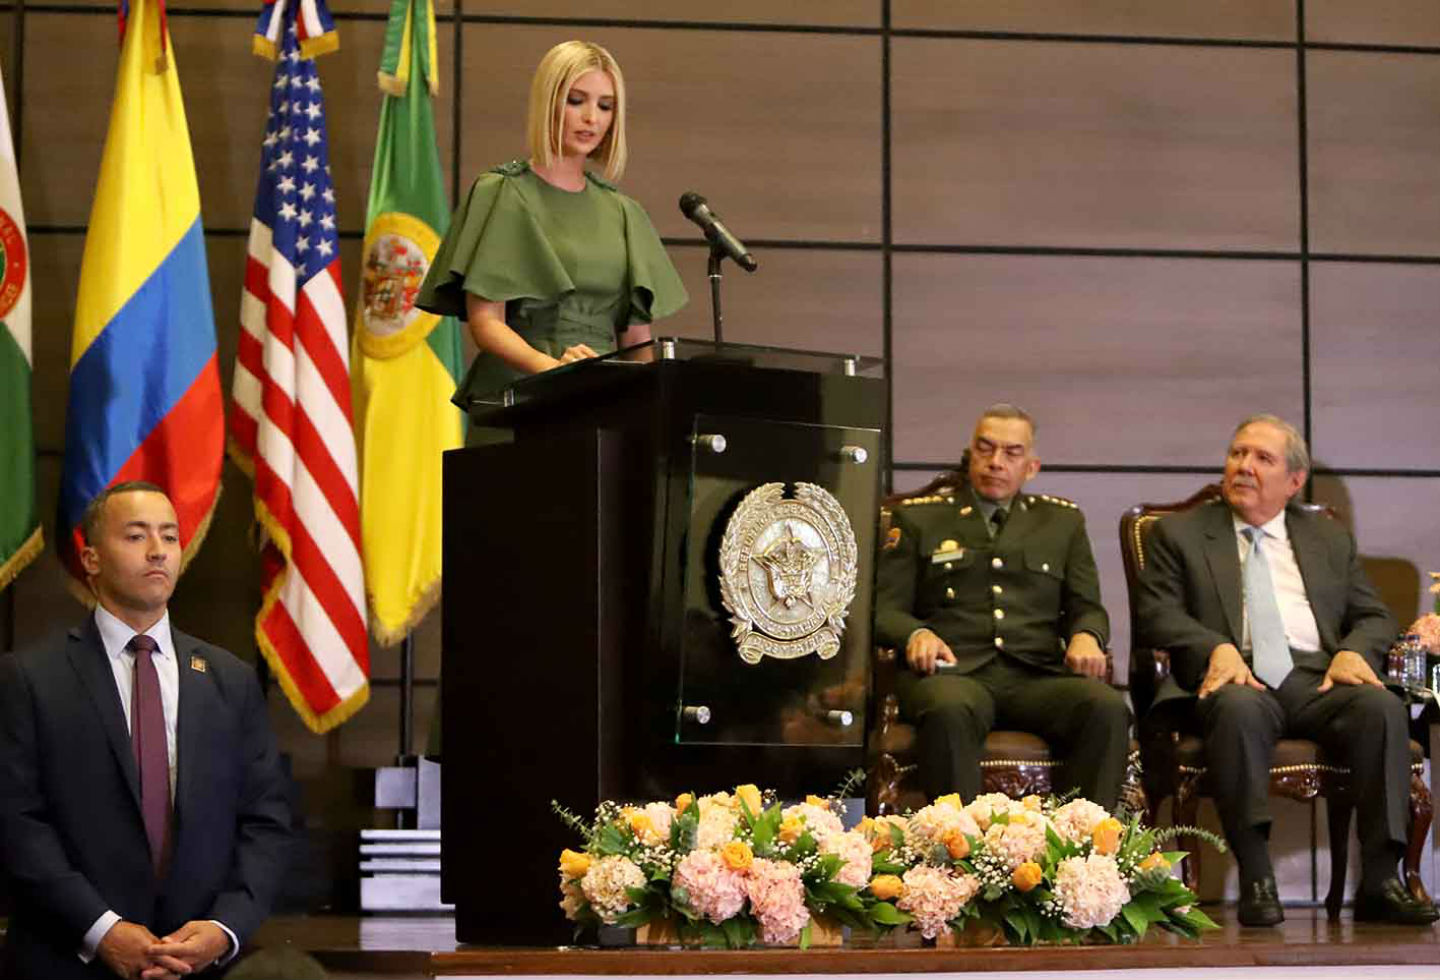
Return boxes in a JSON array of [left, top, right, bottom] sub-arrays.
[[720, 916, 756, 949], [869, 901, 912, 925], [1004, 910, 1030, 943], [613, 907, 653, 928], [595, 823, 628, 855], [1121, 901, 1149, 939]]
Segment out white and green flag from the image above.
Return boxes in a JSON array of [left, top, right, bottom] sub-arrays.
[[0, 59, 40, 593]]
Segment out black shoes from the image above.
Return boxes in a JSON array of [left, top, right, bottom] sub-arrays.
[[1353, 877, 1440, 925], [1238, 876, 1285, 927]]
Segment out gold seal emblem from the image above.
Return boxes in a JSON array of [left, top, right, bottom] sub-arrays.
[[718, 482, 859, 664], [358, 212, 442, 359]]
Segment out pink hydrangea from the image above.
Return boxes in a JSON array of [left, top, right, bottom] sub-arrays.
[[906, 802, 981, 855], [1051, 799, 1112, 845], [981, 814, 1051, 871], [579, 855, 646, 924], [1412, 613, 1440, 654], [965, 792, 1023, 830], [1054, 854, 1131, 930], [745, 858, 810, 944], [673, 849, 748, 924], [781, 802, 844, 846], [897, 865, 980, 939], [820, 829, 873, 888]]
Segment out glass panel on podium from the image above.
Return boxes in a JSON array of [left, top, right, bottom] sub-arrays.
[[673, 413, 880, 748]]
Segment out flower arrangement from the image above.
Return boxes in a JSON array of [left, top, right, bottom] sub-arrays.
[[1409, 571, 1440, 654], [554, 783, 1220, 947]]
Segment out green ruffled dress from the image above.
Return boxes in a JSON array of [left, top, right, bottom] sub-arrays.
[[417, 160, 689, 410]]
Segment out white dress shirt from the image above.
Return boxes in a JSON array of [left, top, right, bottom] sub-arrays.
[[80, 606, 237, 966], [1233, 511, 1322, 655]]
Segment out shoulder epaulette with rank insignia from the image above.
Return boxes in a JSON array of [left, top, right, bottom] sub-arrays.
[[898, 491, 957, 507], [1029, 493, 1079, 509]]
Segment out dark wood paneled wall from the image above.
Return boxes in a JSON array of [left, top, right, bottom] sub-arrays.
[[7, 3, 1440, 863]]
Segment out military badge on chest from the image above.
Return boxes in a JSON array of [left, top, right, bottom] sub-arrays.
[[718, 482, 859, 664]]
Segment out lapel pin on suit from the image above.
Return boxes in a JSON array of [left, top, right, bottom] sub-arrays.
[[189, 655, 208, 673]]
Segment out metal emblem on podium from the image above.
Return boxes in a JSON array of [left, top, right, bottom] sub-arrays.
[[719, 482, 858, 664]]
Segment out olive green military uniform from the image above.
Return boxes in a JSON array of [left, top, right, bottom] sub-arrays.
[[875, 485, 1128, 807]]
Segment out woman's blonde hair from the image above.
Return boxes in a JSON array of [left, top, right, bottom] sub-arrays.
[[527, 40, 628, 182]]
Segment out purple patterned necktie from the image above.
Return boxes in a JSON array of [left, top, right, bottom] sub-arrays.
[[128, 634, 172, 876]]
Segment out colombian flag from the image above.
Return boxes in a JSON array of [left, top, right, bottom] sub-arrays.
[[58, 0, 222, 587]]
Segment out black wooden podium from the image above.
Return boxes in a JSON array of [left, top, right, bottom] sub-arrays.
[[440, 339, 884, 944]]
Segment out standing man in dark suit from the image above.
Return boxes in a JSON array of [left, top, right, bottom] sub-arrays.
[[874, 404, 1128, 808], [1136, 414, 1434, 927], [0, 482, 293, 979]]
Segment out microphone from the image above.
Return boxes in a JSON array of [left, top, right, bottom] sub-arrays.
[[678, 192, 758, 272]]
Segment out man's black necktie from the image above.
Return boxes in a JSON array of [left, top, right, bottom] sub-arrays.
[[990, 507, 1007, 537]]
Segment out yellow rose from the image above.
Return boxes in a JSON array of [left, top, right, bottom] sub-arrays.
[[779, 816, 805, 844], [675, 793, 695, 815], [868, 874, 905, 901], [857, 816, 875, 836], [629, 811, 661, 845], [1011, 861, 1043, 892], [1138, 852, 1171, 873], [942, 829, 971, 860], [1091, 817, 1124, 856], [1022, 795, 1042, 812], [1009, 811, 1032, 827], [805, 794, 829, 807], [558, 848, 591, 879], [721, 840, 754, 871], [934, 793, 963, 810], [735, 784, 763, 816]]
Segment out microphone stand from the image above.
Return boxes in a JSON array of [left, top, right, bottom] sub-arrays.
[[706, 242, 726, 345]]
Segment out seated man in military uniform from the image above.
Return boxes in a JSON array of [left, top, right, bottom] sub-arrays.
[[874, 403, 1129, 808]]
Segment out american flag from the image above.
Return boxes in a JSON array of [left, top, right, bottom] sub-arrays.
[[230, 16, 369, 733]]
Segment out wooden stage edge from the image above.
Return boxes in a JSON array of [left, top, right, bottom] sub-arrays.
[[249, 909, 1440, 977]]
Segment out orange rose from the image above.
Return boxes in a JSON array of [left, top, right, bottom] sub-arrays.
[[869, 874, 905, 901], [779, 816, 805, 845], [805, 794, 829, 808], [942, 829, 971, 860], [1091, 817, 1123, 855], [933, 793, 963, 811], [675, 793, 695, 815], [721, 840, 754, 871], [1011, 861, 1043, 892], [735, 784, 763, 816], [558, 848, 591, 879], [1138, 852, 1171, 873]]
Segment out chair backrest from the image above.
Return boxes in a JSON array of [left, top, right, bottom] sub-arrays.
[[1118, 482, 1335, 717]]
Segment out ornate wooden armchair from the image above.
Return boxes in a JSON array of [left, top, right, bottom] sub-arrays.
[[1119, 483, 1432, 918], [867, 472, 1145, 816]]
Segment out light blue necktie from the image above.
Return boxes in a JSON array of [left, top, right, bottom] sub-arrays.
[[1243, 526, 1293, 688]]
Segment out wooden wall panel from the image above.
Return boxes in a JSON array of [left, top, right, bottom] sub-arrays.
[[662, 246, 883, 356], [1308, 51, 1440, 255], [891, 39, 1299, 249], [1310, 261, 1440, 471], [25, 232, 80, 452], [890, 254, 1303, 465], [1307, 0, 1440, 46], [893, 0, 1295, 40], [459, 25, 882, 243], [1313, 476, 1440, 625], [467, 1, 877, 26], [20, 15, 108, 227]]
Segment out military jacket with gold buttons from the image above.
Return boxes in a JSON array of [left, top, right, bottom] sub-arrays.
[[874, 488, 1109, 673]]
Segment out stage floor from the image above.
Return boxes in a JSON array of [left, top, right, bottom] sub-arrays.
[[249, 909, 1440, 979]]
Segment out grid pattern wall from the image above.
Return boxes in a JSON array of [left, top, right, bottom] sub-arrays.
[[7, 1, 1440, 776]]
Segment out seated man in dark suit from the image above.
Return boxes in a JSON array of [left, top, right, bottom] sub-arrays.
[[1136, 414, 1435, 926], [0, 481, 293, 979], [874, 403, 1129, 808]]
